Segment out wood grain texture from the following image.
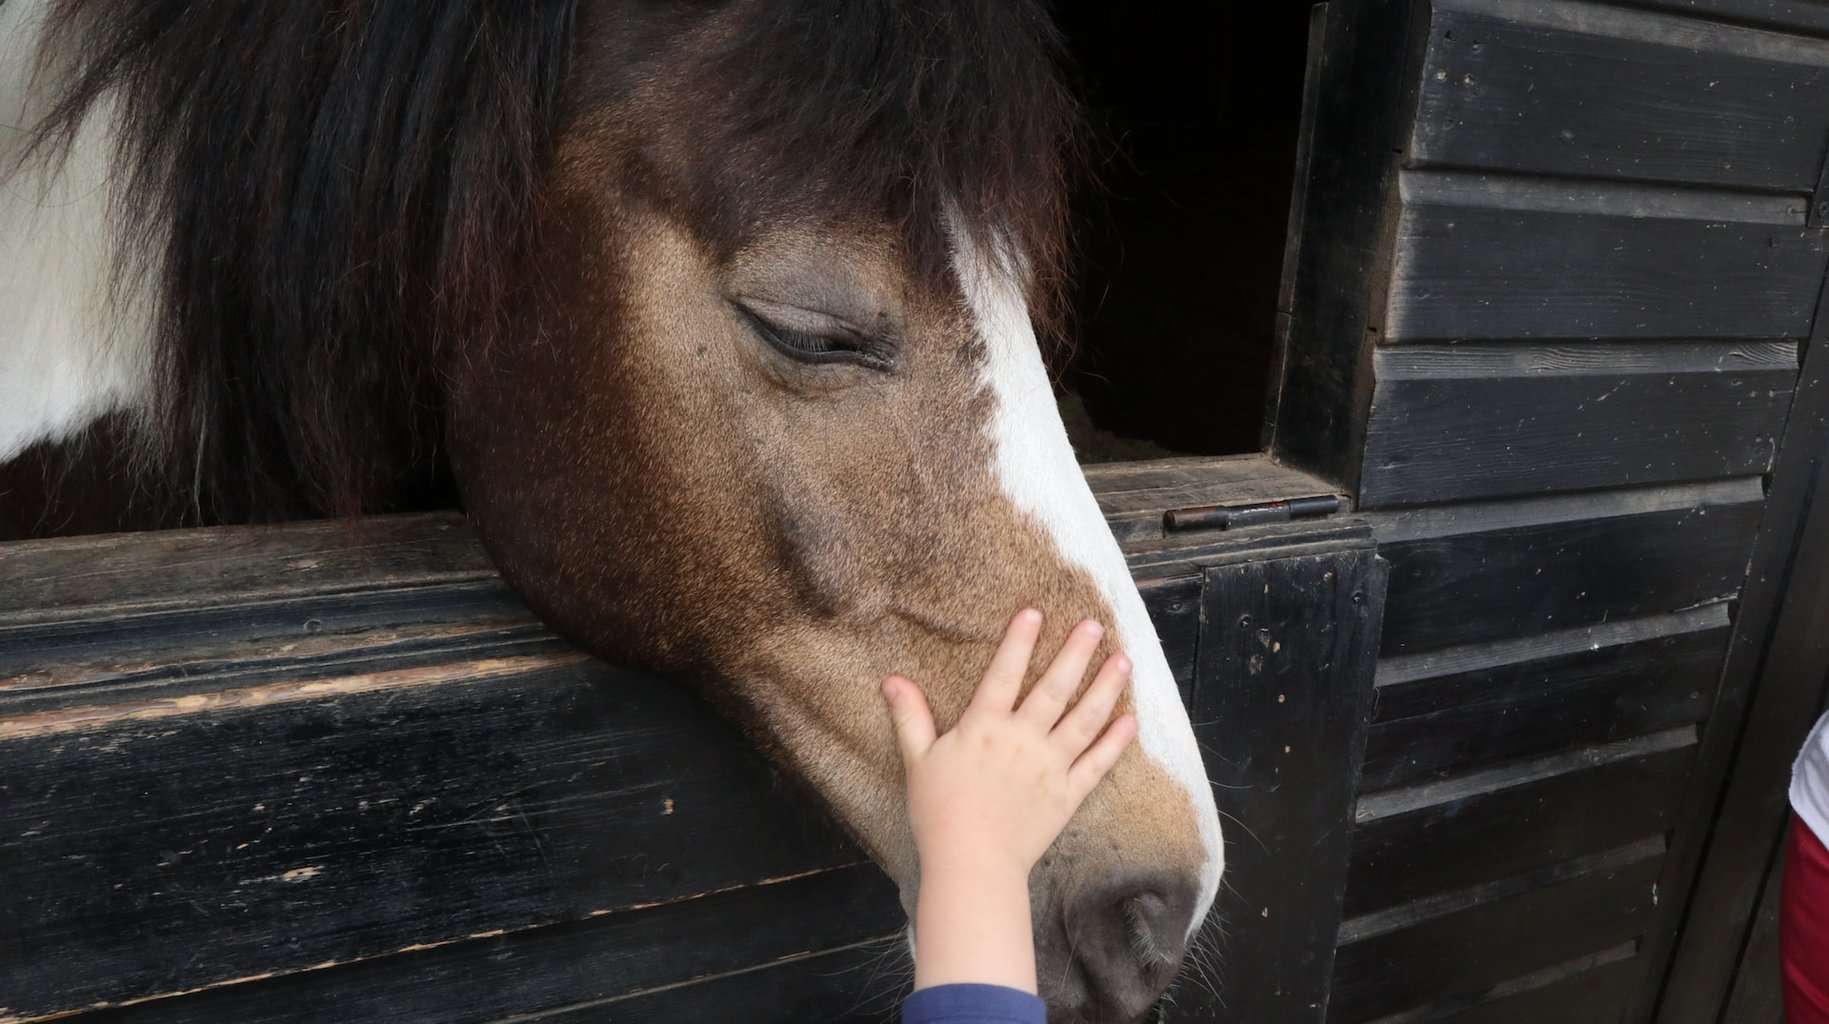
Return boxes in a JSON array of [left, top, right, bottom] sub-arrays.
[[1345, 731, 1695, 917], [1174, 545, 1388, 1023], [1373, 485, 1762, 656], [1359, 342, 1795, 507], [1385, 171, 1827, 342], [1412, 0, 1829, 191], [1268, 0, 1429, 491], [1332, 853, 1660, 1023], [1362, 618, 1725, 790], [0, 653, 868, 1020], [1641, 194, 1829, 1021], [43, 866, 898, 1024], [1084, 454, 1341, 546], [0, 513, 493, 628]]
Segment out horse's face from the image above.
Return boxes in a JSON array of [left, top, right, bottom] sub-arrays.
[[447, 6, 1222, 1020]]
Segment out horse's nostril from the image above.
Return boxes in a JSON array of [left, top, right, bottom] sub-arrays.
[[1066, 873, 1198, 1021], [1123, 890, 1178, 968]]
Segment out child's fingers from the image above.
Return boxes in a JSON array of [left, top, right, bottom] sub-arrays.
[[882, 676, 938, 765], [1068, 713, 1138, 800], [1016, 619, 1104, 730], [970, 608, 1044, 715], [1051, 652, 1130, 754]]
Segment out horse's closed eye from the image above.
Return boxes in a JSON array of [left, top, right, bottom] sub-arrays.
[[735, 303, 894, 371]]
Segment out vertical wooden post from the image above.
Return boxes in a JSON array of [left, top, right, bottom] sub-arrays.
[[1170, 530, 1388, 1021]]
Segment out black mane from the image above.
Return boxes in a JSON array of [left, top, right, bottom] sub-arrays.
[[24, 0, 1079, 523]]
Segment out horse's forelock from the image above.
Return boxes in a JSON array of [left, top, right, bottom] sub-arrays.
[[22, 0, 1079, 521], [698, 0, 1082, 331], [28, 0, 578, 519]]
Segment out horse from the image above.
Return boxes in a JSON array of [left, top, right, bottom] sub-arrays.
[[0, 2, 1224, 1019]]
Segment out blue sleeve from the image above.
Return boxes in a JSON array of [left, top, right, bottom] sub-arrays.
[[902, 983, 1047, 1024]]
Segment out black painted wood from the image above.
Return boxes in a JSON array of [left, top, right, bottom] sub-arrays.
[[1641, 189, 1829, 1021], [1412, 0, 1829, 192], [1169, 541, 1389, 1023], [1359, 342, 1795, 507], [1721, 838, 1787, 1024], [0, 652, 869, 1019], [1385, 172, 1827, 342], [1362, 618, 1725, 790], [1332, 853, 1661, 1023], [555, 941, 900, 1024], [1350, 945, 1641, 1024], [1620, 0, 1829, 35], [61, 867, 899, 1024], [1268, 0, 1429, 492], [0, 512, 493, 627], [1374, 483, 1764, 656], [1345, 732, 1695, 918]]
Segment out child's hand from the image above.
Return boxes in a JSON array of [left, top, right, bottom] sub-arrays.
[[883, 608, 1138, 993]]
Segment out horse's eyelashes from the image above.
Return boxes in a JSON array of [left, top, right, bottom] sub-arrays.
[[737, 305, 892, 371]]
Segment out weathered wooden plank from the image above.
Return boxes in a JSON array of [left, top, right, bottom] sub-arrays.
[[1633, 129, 1829, 1021], [0, 654, 866, 1019], [0, 513, 492, 628], [1356, 944, 1641, 1024], [1621, 0, 1829, 36], [1373, 482, 1763, 656], [1413, 0, 1829, 191], [1359, 342, 1795, 507], [1345, 730, 1695, 917], [1269, 0, 1430, 492], [1362, 619, 1725, 790], [23, 866, 898, 1024], [0, 582, 549, 702], [542, 941, 900, 1024], [1175, 546, 1387, 1023], [1333, 851, 1661, 1023], [1085, 454, 1342, 546], [1385, 171, 1827, 342]]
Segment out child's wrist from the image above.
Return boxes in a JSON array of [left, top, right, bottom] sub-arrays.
[[918, 845, 1032, 890]]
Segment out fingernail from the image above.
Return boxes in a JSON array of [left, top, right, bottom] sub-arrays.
[[881, 677, 899, 699], [1019, 608, 1042, 624], [1116, 654, 1132, 674], [1082, 620, 1104, 638]]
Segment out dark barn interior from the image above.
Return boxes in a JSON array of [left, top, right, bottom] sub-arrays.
[[1054, 1, 1314, 459]]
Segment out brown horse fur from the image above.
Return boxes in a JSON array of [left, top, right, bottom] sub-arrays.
[[2, 2, 1221, 1018]]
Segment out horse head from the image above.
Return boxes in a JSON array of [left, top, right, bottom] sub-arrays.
[[2, 1, 1222, 1017]]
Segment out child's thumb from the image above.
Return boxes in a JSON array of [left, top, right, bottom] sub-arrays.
[[882, 676, 937, 764]]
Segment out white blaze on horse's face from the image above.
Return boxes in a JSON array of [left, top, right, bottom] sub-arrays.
[[953, 236, 1225, 939]]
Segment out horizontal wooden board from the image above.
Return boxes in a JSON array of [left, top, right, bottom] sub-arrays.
[[1084, 453, 1342, 547], [1413, 0, 1829, 191], [1421, 953, 1640, 1024], [31, 866, 898, 1024], [1345, 731, 1695, 916], [550, 941, 902, 1024], [1373, 481, 1763, 656], [0, 513, 493, 628], [1333, 852, 1660, 1022], [1359, 342, 1795, 507], [1362, 617, 1725, 790], [0, 653, 870, 1019], [1384, 171, 1827, 342], [1621, 0, 1829, 35]]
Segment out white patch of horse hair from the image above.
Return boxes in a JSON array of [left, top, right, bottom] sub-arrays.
[[0, 0, 160, 464], [952, 224, 1224, 937]]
